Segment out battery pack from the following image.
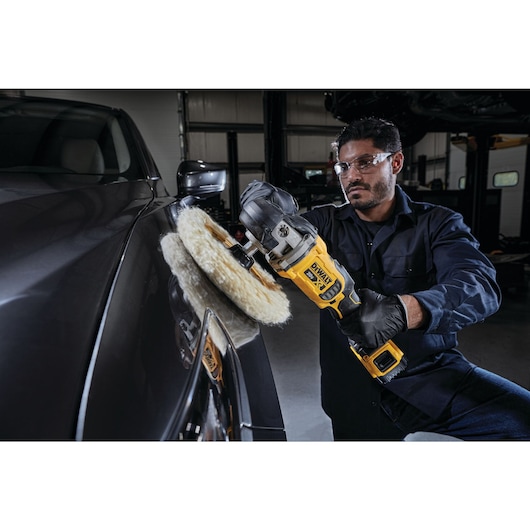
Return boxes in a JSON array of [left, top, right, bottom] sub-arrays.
[[349, 339, 407, 384]]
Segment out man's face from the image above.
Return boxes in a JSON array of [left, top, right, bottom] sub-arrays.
[[337, 139, 403, 211]]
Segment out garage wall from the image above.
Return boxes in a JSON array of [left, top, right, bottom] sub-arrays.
[[186, 90, 341, 209], [25, 89, 182, 196], [286, 91, 342, 163], [186, 90, 266, 206], [187, 89, 340, 164]]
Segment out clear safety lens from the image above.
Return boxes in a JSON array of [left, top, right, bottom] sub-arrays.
[[334, 152, 393, 177]]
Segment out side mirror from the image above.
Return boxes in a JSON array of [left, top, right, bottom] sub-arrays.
[[176, 160, 226, 199]]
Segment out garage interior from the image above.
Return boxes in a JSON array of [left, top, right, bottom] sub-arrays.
[[14, 89, 530, 440]]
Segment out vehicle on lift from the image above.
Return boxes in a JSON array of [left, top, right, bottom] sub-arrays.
[[0, 94, 285, 441]]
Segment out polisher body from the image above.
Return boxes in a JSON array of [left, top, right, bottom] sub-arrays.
[[240, 198, 407, 383]]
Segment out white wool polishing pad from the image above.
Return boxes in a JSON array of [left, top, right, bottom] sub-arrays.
[[160, 232, 259, 349], [174, 207, 291, 325]]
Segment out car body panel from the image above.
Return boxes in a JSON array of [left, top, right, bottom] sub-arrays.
[[78, 197, 188, 440], [0, 179, 157, 438]]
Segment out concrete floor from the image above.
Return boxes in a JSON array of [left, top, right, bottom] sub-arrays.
[[261, 279, 333, 441], [261, 269, 530, 441]]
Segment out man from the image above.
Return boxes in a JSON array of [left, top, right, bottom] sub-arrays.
[[241, 117, 530, 440]]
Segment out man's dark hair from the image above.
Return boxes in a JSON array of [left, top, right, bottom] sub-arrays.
[[333, 117, 402, 156]]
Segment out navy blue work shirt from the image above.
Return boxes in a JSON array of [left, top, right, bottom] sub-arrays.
[[302, 185, 501, 424]]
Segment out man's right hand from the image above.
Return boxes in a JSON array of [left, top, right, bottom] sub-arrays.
[[240, 180, 298, 215]]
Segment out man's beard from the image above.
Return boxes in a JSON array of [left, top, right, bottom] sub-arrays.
[[344, 179, 393, 210]]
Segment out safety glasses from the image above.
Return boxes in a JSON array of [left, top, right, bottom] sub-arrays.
[[334, 152, 394, 178]]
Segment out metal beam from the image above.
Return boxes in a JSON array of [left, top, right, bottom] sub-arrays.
[[227, 131, 240, 223], [468, 133, 490, 246], [188, 122, 263, 133], [521, 142, 530, 240], [263, 91, 286, 186]]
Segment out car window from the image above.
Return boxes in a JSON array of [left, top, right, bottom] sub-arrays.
[[0, 98, 139, 181]]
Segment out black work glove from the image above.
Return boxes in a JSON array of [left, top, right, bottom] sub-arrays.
[[337, 288, 408, 349], [240, 180, 298, 215]]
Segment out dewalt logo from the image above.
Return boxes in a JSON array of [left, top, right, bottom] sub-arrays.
[[304, 262, 334, 292]]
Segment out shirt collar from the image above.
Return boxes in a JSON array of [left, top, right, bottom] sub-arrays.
[[336, 185, 415, 224]]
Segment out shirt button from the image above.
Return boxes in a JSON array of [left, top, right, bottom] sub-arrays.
[[370, 272, 376, 279]]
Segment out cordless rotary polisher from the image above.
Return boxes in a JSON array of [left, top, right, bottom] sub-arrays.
[[236, 192, 408, 384]]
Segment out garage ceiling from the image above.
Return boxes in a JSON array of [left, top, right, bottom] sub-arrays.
[[324, 90, 530, 147]]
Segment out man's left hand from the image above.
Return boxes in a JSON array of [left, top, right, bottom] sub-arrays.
[[337, 288, 408, 349]]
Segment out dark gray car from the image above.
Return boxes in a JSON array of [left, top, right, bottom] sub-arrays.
[[0, 94, 285, 441]]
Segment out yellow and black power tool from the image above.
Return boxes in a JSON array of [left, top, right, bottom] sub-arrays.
[[238, 197, 407, 384]]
